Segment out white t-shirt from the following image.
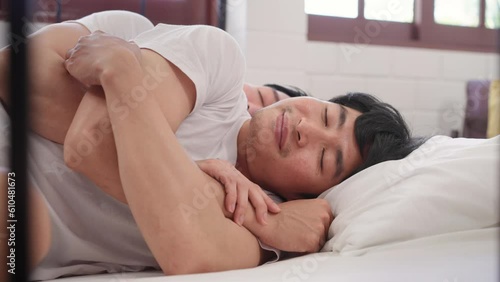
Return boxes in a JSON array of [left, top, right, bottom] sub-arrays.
[[74, 11, 250, 164], [133, 23, 250, 163], [17, 11, 279, 280]]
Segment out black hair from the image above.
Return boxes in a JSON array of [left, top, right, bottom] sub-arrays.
[[264, 84, 309, 98], [330, 92, 427, 178]]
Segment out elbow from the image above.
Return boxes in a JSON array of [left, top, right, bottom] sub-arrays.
[[160, 256, 216, 276], [63, 134, 84, 170], [63, 144, 79, 170], [159, 244, 220, 275]]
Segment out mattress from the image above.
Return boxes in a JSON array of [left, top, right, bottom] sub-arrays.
[[45, 227, 499, 282]]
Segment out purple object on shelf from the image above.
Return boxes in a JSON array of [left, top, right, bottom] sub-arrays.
[[463, 80, 490, 138]]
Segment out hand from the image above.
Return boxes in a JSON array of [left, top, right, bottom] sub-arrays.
[[196, 159, 280, 226], [258, 199, 333, 253], [64, 31, 142, 87]]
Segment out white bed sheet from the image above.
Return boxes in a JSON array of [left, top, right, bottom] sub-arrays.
[[46, 227, 499, 282]]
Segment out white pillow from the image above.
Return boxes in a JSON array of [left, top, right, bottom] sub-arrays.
[[320, 135, 499, 254]]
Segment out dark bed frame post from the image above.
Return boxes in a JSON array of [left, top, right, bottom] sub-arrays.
[[217, 0, 226, 30], [8, 0, 29, 281]]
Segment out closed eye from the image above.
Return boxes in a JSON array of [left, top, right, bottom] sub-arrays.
[[320, 147, 325, 172], [257, 90, 265, 107], [324, 106, 328, 127]]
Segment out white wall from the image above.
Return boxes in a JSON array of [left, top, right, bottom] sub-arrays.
[[227, 0, 500, 137]]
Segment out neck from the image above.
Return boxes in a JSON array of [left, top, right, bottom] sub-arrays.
[[235, 119, 252, 180]]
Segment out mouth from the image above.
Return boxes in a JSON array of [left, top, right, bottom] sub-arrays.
[[275, 111, 288, 150]]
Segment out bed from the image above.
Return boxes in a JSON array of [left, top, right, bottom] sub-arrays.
[[43, 135, 499, 282], [46, 227, 498, 282]]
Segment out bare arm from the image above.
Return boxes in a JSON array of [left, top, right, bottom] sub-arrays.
[[103, 52, 267, 274], [63, 86, 125, 202], [65, 33, 271, 274], [0, 23, 90, 144]]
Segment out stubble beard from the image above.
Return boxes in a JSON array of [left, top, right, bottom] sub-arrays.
[[247, 110, 292, 163]]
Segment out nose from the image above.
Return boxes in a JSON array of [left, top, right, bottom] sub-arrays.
[[247, 102, 262, 116], [296, 118, 332, 148]]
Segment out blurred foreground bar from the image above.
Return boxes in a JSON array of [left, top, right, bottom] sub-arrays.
[[9, 0, 29, 281]]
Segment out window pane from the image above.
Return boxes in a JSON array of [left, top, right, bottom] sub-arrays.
[[304, 0, 358, 18], [364, 0, 414, 23], [485, 0, 500, 29], [434, 0, 480, 27]]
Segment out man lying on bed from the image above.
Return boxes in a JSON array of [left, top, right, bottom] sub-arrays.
[[0, 11, 422, 280]]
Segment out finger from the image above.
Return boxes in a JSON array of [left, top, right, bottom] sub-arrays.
[[318, 236, 326, 251], [324, 228, 330, 247], [234, 186, 248, 226], [63, 57, 71, 71], [326, 209, 334, 226], [64, 57, 77, 76], [320, 200, 334, 226], [262, 191, 281, 213], [321, 222, 329, 247], [248, 189, 268, 225], [88, 30, 105, 40], [65, 47, 74, 60], [224, 181, 237, 214]]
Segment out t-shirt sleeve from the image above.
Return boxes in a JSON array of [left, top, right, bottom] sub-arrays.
[[132, 24, 246, 114], [258, 240, 281, 264], [66, 10, 154, 41]]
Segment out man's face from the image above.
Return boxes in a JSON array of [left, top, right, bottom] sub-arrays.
[[244, 97, 363, 200], [244, 84, 290, 116]]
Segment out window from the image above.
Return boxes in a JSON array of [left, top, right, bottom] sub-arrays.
[[364, 0, 414, 23], [305, 0, 358, 18], [306, 0, 499, 52], [434, 0, 480, 27], [485, 0, 500, 29]]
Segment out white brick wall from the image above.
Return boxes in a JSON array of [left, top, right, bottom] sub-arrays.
[[486, 53, 500, 79], [245, 31, 306, 70], [305, 42, 337, 74], [245, 68, 308, 90], [246, 0, 306, 34], [309, 75, 367, 100], [442, 51, 488, 80], [230, 0, 499, 137], [363, 77, 417, 111], [389, 48, 442, 79], [338, 45, 392, 76]]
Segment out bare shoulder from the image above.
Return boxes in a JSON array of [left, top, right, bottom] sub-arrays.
[[25, 22, 94, 143], [29, 22, 90, 57]]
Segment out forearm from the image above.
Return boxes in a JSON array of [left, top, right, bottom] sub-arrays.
[[103, 62, 220, 250], [63, 86, 126, 203], [99, 53, 264, 273]]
